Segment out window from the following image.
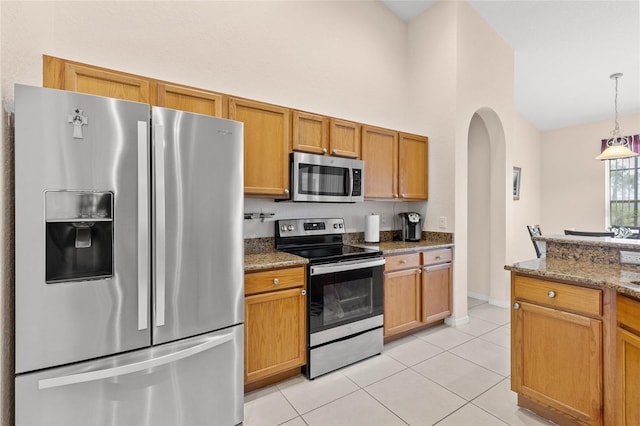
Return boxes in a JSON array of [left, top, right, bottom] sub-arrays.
[[609, 157, 640, 226], [607, 135, 640, 227]]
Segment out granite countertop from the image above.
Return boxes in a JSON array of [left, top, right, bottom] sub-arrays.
[[535, 234, 640, 250], [244, 238, 454, 272], [506, 258, 640, 300], [354, 240, 454, 255], [244, 251, 308, 272]]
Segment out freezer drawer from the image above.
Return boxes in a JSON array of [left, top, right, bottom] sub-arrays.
[[15, 325, 244, 426]]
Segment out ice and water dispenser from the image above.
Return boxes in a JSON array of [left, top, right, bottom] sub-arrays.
[[45, 191, 114, 283]]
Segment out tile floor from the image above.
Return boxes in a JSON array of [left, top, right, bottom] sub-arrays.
[[244, 298, 554, 426]]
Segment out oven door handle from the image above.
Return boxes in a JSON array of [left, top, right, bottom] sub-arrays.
[[310, 258, 386, 276]]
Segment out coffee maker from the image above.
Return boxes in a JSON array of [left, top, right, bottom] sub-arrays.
[[399, 212, 423, 242]]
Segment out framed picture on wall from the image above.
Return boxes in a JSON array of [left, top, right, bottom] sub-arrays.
[[513, 167, 521, 200]]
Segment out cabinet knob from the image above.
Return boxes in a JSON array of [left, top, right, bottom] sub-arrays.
[[322, 148, 327, 153], [284, 189, 290, 195], [401, 259, 407, 264], [273, 278, 280, 285], [547, 290, 556, 298], [513, 302, 520, 310], [417, 269, 422, 274], [332, 149, 337, 155], [394, 193, 399, 198], [435, 256, 442, 260], [301, 289, 307, 296], [401, 193, 406, 198]]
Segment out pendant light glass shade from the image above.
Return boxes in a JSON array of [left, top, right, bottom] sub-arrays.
[[596, 73, 637, 161]]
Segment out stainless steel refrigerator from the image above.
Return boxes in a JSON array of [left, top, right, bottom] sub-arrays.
[[13, 84, 244, 425]]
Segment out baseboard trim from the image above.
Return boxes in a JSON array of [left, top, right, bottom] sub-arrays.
[[467, 291, 489, 301], [445, 315, 470, 326]]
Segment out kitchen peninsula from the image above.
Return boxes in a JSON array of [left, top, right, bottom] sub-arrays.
[[506, 235, 640, 426]]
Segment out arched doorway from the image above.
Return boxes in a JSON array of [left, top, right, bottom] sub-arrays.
[[466, 109, 508, 305]]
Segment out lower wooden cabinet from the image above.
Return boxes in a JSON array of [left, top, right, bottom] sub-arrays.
[[383, 249, 452, 338], [511, 274, 603, 425], [616, 294, 640, 425], [244, 267, 306, 387]]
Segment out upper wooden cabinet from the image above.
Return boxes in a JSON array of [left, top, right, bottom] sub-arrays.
[[156, 83, 224, 117], [228, 97, 291, 198], [44, 55, 151, 103], [330, 119, 360, 158], [399, 133, 428, 200], [292, 112, 359, 158], [361, 125, 398, 199], [361, 126, 428, 200], [291, 111, 328, 155], [44, 55, 225, 118]]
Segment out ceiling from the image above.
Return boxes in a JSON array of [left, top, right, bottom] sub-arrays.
[[381, 0, 640, 132]]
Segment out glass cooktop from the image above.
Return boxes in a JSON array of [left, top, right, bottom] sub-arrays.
[[283, 244, 381, 263]]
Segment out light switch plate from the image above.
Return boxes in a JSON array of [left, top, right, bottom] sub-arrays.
[[439, 216, 447, 229], [620, 250, 640, 265]]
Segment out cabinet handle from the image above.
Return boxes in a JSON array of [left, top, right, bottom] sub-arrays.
[[513, 302, 520, 310], [284, 189, 290, 195], [301, 289, 307, 296], [547, 290, 556, 298], [322, 148, 327, 154], [273, 278, 279, 285]]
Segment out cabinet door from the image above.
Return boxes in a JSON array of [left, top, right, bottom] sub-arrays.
[[512, 301, 603, 425], [156, 83, 223, 117], [291, 111, 328, 155], [361, 126, 398, 199], [422, 263, 451, 323], [616, 327, 640, 426], [244, 287, 306, 384], [330, 119, 360, 158], [228, 98, 290, 197], [399, 133, 428, 200], [383, 268, 421, 337], [43, 55, 151, 103]]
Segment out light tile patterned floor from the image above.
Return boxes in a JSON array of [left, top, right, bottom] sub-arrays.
[[243, 298, 554, 426]]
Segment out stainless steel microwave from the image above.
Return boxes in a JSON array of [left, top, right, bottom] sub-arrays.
[[290, 152, 364, 202]]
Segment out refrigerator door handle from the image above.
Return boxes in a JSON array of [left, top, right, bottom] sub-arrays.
[[37, 333, 233, 390], [137, 121, 149, 330], [153, 124, 166, 327]]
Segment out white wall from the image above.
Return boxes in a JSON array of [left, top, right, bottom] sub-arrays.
[[541, 113, 640, 235]]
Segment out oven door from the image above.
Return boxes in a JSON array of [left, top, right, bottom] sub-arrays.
[[308, 258, 384, 340]]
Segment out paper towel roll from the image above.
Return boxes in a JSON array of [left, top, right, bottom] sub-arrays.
[[364, 214, 380, 243]]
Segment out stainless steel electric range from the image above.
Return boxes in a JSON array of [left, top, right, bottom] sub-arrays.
[[275, 218, 385, 379]]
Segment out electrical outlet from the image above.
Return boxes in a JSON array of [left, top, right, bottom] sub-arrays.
[[620, 250, 640, 265], [439, 216, 447, 229]]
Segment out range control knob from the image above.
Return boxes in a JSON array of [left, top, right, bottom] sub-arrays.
[[287, 225, 294, 231], [339, 223, 344, 228], [333, 223, 339, 229], [280, 225, 287, 232]]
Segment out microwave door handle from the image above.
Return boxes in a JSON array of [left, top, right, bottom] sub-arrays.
[[347, 168, 353, 197]]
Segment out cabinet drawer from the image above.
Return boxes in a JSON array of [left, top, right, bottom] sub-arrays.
[[245, 266, 305, 295], [618, 294, 640, 333], [422, 248, 452, 265], [514, 275, 601, 317], [384, 252, 421, 272]]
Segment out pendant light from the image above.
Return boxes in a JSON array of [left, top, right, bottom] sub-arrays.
[[596, 73, 637, 160]]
